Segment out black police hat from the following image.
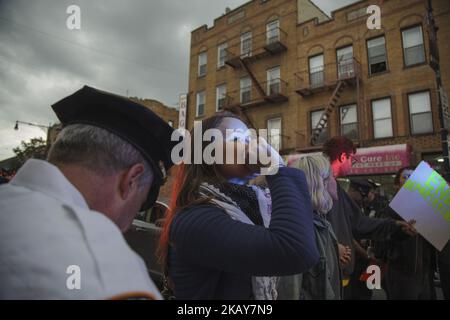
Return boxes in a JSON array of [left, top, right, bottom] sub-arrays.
[[349, 178, 374, 197], [51, 85, 177, 210]]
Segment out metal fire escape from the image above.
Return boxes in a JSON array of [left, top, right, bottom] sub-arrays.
[[222, 27, 289, 129], [295, 57, 362, 146]]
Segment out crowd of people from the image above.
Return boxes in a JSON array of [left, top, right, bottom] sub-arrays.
[[0, 86, 448, 300], [0, 168, 15, 185]]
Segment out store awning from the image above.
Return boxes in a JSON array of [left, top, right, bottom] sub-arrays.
[[285, 144, 412, 176], [349, 144, 412, 175]]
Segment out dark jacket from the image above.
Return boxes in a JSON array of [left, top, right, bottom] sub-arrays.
[[326, 183, 400, 278], [168, 167, 319, 299], [277, 213, 342, 300], [384, 206, 436, 274]]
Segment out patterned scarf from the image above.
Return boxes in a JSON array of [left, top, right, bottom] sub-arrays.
[[199, 182, 278, 300]]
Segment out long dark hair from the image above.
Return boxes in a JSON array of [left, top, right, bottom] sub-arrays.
[[158, 111, 245, 263]]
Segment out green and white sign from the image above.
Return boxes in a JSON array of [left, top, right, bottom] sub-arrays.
[[390, 161, 450, 251]]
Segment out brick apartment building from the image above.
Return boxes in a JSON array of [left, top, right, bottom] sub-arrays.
[[185, 0, 450, 191], [129, 97, 179, 128]]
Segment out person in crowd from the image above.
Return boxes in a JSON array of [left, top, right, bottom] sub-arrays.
[[383, 166, 437, 300], [278, 154, 342, 300], [0, 86, 176, 299], [347, 179, 379, 300], [159, 112, 319, 300], [438, 241, 450, 300], [0, 168, 9, 185], [322, 136, 417, 299]]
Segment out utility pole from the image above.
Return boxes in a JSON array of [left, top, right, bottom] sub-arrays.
[[426, 0, 450, 181]]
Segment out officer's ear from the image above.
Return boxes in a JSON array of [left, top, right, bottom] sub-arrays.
[[119, 163, 145, 200]]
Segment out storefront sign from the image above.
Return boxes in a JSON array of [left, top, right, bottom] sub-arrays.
[[390, 161, 450, 251], [349, 144, 411, 175], [178, 94, 188, 130]]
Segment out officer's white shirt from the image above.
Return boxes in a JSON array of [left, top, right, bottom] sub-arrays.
[[0, 159, 162, 300]]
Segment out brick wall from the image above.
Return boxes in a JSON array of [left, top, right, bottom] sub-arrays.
[[186, 0, 450, 164]]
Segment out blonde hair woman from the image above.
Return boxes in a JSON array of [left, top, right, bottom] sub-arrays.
[[278, 154, 342, 300]]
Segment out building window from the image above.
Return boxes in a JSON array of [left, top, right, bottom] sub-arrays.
[[196, 91, 205, 117], [241, 31, 252, 58], [340, 104, 358, 140], [336, 45, 354, 79], [311, 109, 328, 144], [402, 25, 425, 66], [367, 36, 388, 75], [408, 91, 433, 135], [216, 84, 227, 112], [266, 20, 280, 44], [240, 77, 252, 104], [267, 66, 281, 95], [267, 118, 282, 151], [217, 42, 228, 68], [198, 52, 207, 77], [372, 98, 393, 138], [309, 54, 324, 88]]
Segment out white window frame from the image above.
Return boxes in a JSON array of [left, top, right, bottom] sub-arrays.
[[309, 54, 324, 88], [408, 91, 433, 135], [311, 109, 328, 144], [340, 104, 358, 139], [240, 77, 252, 104], [267, 66, 281, 95], [267, 117, 282, 152], [336, 45, 354, 79], [198, 52, 207, 77], [402, 25, 425, 67], [241, 31, 252, 57], [196, 91, 205, 117], [367, 36, 388, 75], [217, 43, 228, 68], [216, 84, 227, 112], [372, 98, 393, 139], [266, 20, 280, 44]]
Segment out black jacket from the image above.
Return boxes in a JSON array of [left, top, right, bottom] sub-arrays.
[[384, 206, 436, 274], [168, 167, 319, 299], [326, 183, 401, 277]]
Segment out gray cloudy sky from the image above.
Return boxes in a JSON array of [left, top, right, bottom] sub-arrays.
[[0, 0, 358, 160]]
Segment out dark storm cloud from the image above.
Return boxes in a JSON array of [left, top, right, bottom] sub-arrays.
[[0, 0, 357, 159]]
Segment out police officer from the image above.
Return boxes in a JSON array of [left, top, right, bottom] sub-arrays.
[[0, 86, 176, 299]]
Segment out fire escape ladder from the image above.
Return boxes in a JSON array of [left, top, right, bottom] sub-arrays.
[[310, 80, 347, 145], [239, 58, 266, 98]]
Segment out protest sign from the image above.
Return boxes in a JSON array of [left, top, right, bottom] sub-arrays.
[[389, 161, 450, 251]]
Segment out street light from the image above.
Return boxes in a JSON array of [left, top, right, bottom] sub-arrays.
[[14, 120, 52, 148], [14, 120, 50, 132]]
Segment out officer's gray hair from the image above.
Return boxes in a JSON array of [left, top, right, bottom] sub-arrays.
[[47, 124, 153, 187]]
